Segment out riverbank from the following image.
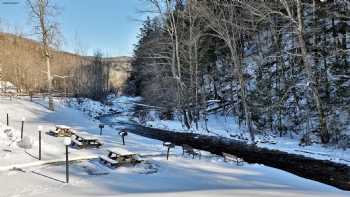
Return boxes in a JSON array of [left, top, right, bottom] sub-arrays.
[[2, 96, 348, 196]]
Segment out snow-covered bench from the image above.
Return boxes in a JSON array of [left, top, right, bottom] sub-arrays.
[[71, 138, 83, 146], [182, 144, 201, 159], [71, 133, 102, 149], [48, 129, 59, 136], [49, 125, 74, 137], [222, 152, 244, 166], [51, 129, 59, 134], [99, 155, 119, 167]]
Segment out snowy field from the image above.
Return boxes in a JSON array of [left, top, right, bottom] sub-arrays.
[[1, 96, 349, 196]]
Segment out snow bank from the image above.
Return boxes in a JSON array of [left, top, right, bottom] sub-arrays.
[[68, 95, 142, 118], [0, 123, 20, 149], [142, 114, 350, 166]]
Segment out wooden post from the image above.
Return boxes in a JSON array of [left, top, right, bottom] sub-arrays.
[[21, 120, 24, 139], [6, 113, 9, 126], [38, 130, 42, 160], [99, 124, 104, 136], [119, 130, 127, 146], [29, 91, 33, 101], [166, 147, 170, 160], [163, 142, 175, 160], [122, 136, 125, 145]]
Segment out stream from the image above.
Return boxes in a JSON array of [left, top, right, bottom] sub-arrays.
[[98, 113, 350, 191]]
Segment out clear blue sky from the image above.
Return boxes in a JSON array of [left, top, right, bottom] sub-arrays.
[[0, 0, 147, 57]]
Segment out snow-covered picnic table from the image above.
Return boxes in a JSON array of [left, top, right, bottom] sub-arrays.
[[55, 125, 71, 130], [51, 125, 74, 137], [71, 132, 102, 149], [108, 147, 136, 156], [99, 148, 141, 167]]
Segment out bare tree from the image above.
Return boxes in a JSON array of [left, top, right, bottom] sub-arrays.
[[181, 0, 205, 128], [201, 0, 256, 142], [27, 0, 60, 111], [144, 0, 183, 99]]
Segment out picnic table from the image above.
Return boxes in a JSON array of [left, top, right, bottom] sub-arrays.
[[182, 144, 201, 159], [222, 152, 244, 166], [50, 125, 75, 137], [99, 148, 141, 168], [71, 132, 102, 149]]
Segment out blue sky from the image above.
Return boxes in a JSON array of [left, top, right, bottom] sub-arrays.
[[0, 0, 147, 57]]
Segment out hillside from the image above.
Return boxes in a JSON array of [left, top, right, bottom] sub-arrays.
[[0, 32, 85, 91], [0, 32, 131, 93]]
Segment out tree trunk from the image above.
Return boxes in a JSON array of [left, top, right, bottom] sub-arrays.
[[230, 45, 254, 142], [46, 53, 54, 111], [296, 0, 329, 143]]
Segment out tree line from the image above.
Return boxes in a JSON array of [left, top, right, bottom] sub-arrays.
[[129, 0, 350, 146]]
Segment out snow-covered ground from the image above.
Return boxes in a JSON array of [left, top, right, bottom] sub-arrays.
[[1, 96, 349, 196], [144, 115, 350, 166], [67, 95, 142, 119], [68, 96, 350, 167]]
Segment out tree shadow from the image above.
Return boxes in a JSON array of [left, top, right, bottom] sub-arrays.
[[31, 170, 66, 184], [25, 150, 39, 160]]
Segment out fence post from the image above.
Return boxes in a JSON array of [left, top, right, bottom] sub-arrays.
[[38, 126, 43, 160], [99, 124, 104, 136], [21, 117, 25, 139], [63, 137, 72, 184], [39, 130, 42, 160]]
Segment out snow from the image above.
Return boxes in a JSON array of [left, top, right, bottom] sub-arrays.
[[1, 96, 349, 196], [55, 125, 71, 129], [67, 96, 350, 166], [67, 95, 142, 118], [107, 147, 135, 155], [138, 113, 350, 166]]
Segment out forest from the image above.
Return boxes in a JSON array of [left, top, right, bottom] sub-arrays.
[[129, 0, 350, 146]]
